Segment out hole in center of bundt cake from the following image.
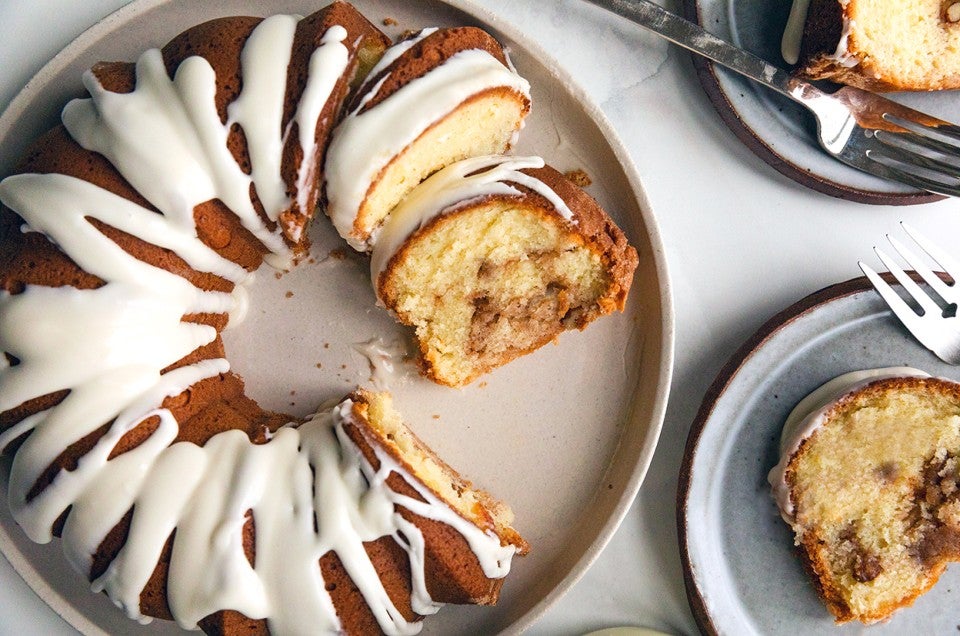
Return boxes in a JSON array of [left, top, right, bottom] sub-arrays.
[[219, 221, 411, 417]]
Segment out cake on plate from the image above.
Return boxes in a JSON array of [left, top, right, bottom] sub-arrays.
[[782, 0, 960, 90], [769, 368, 960, 623]]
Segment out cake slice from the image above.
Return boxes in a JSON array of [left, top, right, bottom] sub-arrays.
[[198, 389, 529, 635], [783, 0, 960, 91], [370, 155, 638, 387], [324, 26, 531, 251], [769, 370, 960, 623]]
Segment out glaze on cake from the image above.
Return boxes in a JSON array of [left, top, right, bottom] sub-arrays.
[[371, 155, 638, 387], [324, 26, 531, 251], [0, 4, 529, 633], [769, 369, 960, 623]]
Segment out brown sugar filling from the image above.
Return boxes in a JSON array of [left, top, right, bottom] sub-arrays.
[[466, 251, 598, 360], [908, 452, 960, 566]]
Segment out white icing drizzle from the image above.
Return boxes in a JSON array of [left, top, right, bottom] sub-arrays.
[[227, 282, 251, 330], [227, 15, 301, 226], [0, 13, 516, 635], [288, 25, 351, 240], [325, 44, 531, 251], [62, 19, 349, 265], [370, 155, 575, 294], [767, 367, 930, 524], [781, 0, 811, 65], [353, 336, 410, 389], [832, 18, 860, 68]]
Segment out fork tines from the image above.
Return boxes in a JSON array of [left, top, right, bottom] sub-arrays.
[[866, 115, 960, 197], [860, 223, 960, 364]]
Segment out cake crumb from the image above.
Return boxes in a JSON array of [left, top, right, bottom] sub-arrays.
[[315, 363, 322, 369], [329, 249, 348, 261], [564, 168, 592, 187], [948, 2, 960, 22], [324, 343, 330, 349], [432, 414, 440, 420], [478, 381, 488, 389], [285, 291, 294, 299], [382, 17, 398, 26]]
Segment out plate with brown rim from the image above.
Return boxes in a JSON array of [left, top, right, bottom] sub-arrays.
[[681, 0, 960, 205], [679, 275, 960, 634]]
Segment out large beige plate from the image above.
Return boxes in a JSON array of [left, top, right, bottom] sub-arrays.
[[0, 0, 674, 634]]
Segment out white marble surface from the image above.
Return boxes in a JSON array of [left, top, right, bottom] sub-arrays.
[[2, 1, 960, 635]]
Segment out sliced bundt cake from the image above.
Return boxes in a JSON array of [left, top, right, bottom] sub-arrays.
[[783, 0, 960, 90], [324, 26, 531, 251], [0, 4, 529, 634], [769, 370, 960, 623], [370, 155, 638, 387]]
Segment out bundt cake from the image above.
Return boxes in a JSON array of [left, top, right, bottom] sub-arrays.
[[370, 155, 638, 387], [782, 0, 960, 90], [324, 26, 532, 251], [768, 368, 960, 623], [0, 3, 528, 633]]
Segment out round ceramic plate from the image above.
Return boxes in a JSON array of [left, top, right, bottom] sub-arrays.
[[679, 276, 960, 635], [0, 0, 674, 634], [682, 0, 960, 205]]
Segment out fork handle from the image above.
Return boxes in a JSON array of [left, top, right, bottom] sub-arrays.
[[584, 0, 820, 102]]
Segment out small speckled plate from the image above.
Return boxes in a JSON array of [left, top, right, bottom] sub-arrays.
[[679, 276, 960, 635], [682, 0, 960, 205]]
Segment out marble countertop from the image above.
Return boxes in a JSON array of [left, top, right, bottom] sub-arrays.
[[2, 1, 959, 635]]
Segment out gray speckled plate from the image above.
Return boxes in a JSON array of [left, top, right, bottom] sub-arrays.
[[679, 277, 960, 635], [682, 0, 960, 205]]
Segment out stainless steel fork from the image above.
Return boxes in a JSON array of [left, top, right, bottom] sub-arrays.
[[859, 224, 960, 364], [585, 0, 960, 197]]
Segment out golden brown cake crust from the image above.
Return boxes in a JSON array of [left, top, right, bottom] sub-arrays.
[[793, 0, 892, 90], [522, 165, 638, 317], [351, 26, 511, 115], [783, 376, 960, 624]]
